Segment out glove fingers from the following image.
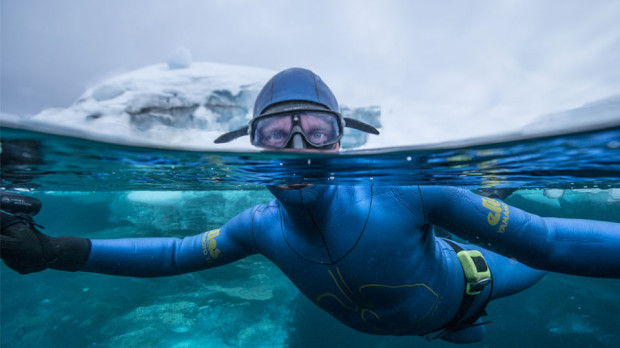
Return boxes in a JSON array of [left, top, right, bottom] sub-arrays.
[[0, 233, 19, 246], [1, 223, 37, 241], [0, 223, 47, 274]]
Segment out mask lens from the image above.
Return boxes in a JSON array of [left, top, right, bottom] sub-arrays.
[[253, 114, 293, 147], [299, 112, 341, 146]]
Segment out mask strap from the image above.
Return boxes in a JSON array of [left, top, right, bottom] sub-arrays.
[[213, 117, 380, 144], [214, 126, 249, 144], [343, 118, 380, 135]]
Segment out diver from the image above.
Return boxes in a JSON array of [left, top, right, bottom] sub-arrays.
[[1, 68, 619, 344]]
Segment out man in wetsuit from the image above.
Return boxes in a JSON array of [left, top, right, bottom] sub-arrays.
[[2, 68, 619, 343]]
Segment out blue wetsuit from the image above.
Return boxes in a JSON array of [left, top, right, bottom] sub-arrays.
[[81, 185, 620, 343]]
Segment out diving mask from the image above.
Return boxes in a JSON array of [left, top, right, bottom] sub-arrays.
[[214, 107, 379, 149]]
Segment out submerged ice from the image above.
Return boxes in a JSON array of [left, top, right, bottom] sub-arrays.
[[1, 189, 619, 347], [508, 189, 620, 220]]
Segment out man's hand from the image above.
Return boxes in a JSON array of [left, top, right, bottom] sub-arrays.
[[1, 193, 91, 274], [1, 212, 51, 274]]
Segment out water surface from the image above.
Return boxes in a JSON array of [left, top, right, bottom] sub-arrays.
[[1, 123, 619, 347]]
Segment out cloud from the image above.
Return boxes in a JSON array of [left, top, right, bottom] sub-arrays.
[[2, 0, 619, 145]]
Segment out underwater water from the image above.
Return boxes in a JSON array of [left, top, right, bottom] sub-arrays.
[[1, 124, 620, 347]]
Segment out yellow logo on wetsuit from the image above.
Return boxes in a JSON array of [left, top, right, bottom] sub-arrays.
[[481, 197, 510, 233], [202, 229, 221, 263]]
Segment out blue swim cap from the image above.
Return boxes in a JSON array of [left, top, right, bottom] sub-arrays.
[[253, 67, 339, 117]]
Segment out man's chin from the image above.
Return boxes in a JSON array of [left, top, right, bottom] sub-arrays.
[[275, 184, 313, 190]]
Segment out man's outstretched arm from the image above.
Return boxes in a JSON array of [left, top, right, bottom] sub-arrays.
[[418, 186, 620, 278], [1, 203, 260, 277]]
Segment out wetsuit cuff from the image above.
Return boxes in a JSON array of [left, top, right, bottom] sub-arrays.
[[48, 236, 92, 272]]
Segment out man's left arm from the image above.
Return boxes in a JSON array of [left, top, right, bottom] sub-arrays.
[[418, 186, 620, 278]]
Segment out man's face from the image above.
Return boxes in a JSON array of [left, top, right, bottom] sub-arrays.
[[257, 113, 340, 190]]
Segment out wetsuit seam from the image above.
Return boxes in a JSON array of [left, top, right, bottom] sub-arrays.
[[313, 74, 320, 102], [170, 239, 178, 273], [279, 205, 331, 265], [278, 186, 373, 265], [269, 80, 274, 105], [299, 188, 333, 262], [332, 184, 374, 264], [308, 210, 334, 263], [250, 206, 263, 255], [301, 187, 333, 263], [417, 186, 429, 226]]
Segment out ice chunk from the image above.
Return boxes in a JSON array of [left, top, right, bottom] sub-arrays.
[[524, 95, 620, 133], [508, 190, 561, 210], [172, 326, 190, 333], [92, 83, 124, 101], [543, 189, 564, 199], [126, 191, 183, 206], [201, 284, 274, 300], [573, 188, 602, 195], [609, 188, 620, 201], [168, 47, 192, 70]]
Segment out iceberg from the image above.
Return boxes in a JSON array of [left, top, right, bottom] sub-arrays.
[[523, 95, 620, 133], [16, 49, 380, 150]]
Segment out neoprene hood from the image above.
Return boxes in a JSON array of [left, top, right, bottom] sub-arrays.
[[253, 67, 339, 116], [214, 67, 379, 145]]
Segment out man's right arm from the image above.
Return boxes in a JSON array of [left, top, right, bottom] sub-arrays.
[[1, 204, 260, 277]]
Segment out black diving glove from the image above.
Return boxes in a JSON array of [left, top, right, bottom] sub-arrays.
[[0, 194, 91, 274]]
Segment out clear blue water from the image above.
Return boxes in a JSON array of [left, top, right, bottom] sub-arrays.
[[1, 124, 620, 347], [2, 124, 620, 191]]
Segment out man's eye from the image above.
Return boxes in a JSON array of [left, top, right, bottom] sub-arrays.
[[309, 132, 326, 140], [261, 130, 289, 145], [268, 131, 287, 140], [308, 128, 332, 141]]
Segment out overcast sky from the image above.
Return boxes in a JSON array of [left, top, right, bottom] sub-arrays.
[[2, 0, 620, 144]]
